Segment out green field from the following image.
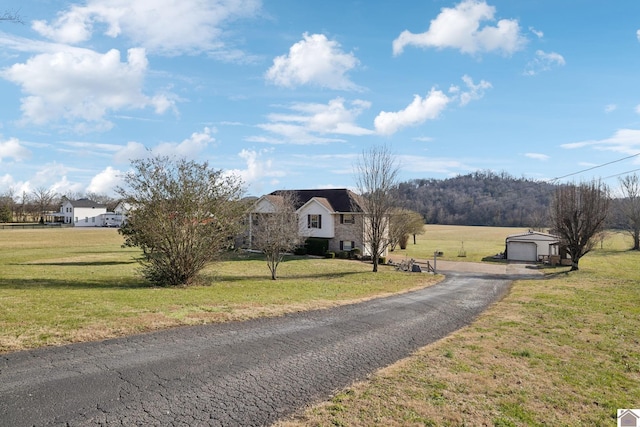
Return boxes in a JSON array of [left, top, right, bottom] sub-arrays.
[[390, 224, 531, 262], [278, 228, 640, 426], [3, 225, 639, 426], [0, 227, 437, 353]]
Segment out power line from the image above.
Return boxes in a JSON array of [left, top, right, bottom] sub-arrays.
[[602, 167, 640, 180], [547, 152, 640, 183]]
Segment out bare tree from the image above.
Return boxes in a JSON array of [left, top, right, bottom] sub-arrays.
[[32, 187, 57, 223], [250, 191, 302, 280], [550, 180, 610, 271], [17, 191, 29, 222], [618, 174, 640, 250], [354, 145, 400, 272], [0, 189, 16, 223], [117, 155, 245, 286]]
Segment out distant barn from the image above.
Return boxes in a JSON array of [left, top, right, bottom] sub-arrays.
[[505, 231, 559, 262]]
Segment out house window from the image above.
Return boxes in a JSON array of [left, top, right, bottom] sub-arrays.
[[341, 214, 355, 224], [85, 217, 88, 223], [340, 241, 355, 251], [308, 214, 322, 229], [92, 217, 95, 223]]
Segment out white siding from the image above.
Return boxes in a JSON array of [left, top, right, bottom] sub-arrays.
[[73, 207, 107, 227], [298, 201, 334, 238], [506, 232, 559, 261]]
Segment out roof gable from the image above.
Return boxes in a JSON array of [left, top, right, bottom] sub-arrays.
[[298, 197, 334, 214], [506, 231, 559, 242]]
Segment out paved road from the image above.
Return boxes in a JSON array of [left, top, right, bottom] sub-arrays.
[[0, 265, 539, 426]]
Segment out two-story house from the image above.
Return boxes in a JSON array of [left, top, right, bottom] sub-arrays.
[[60, 198, 108, 227], [247, 188, 385, 257]]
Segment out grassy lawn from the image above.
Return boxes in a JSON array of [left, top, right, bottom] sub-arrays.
[[0, 228, 438, 353], [3, 225, 638, 425], [389, 224, 531, 262], [278, 230, 640, 426]]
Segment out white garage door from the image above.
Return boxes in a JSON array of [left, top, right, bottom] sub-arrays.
[[507, 241, 537, 261]]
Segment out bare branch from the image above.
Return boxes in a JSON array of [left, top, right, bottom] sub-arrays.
[[250, 191, 302, 280], [354, 145, 401, 272], [618, 174, 640, 250], [550, 180, 610, 270], [1, 9, 24, 24]]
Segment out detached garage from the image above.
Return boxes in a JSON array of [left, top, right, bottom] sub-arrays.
[[505, 231, 560, 262]]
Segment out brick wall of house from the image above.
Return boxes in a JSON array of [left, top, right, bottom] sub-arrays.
[[329, 214, 364, 253]]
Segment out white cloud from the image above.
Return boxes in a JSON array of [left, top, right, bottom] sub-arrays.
[[1, 47, 175, 130], [529, 27, 544, 39], [392, 0, 525, 56], [524, 50, 565, 76], [114, 141, 147, 164], [32, 0, 261, 56], [452, 75, 492, 106], [50, 176, 85, 195], [525, 152, 549, 161], [266, 33, 360, 90], [637, 29, 640, 42], [23, 162, 84, 195], [413, 136, 434, 142], [86, 166, 123, 195], [226, 149, 286, 193], [398, 154, 474, 175], [0, 137, 31, 162], [113, 127, 215, 163], [374, 90, 450, 135], [605, 104, 617, 113], [562, 129, 640, 156], [255, 98, 372, 144], [155, 127, 216, 158], [374, 75, 490, 136]]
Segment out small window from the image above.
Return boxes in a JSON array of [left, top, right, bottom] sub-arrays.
[[340, 241, 354, 251], [341, 214, 355, 224], [308, 214, 322, 229], [85, 217, 88, 223]]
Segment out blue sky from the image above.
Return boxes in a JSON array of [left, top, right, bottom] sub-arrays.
[[2, 0, 640, 198]]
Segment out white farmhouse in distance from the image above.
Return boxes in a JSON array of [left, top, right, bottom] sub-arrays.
[[59, 198, 110, 227]]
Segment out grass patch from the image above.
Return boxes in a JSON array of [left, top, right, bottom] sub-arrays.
[[277, 230, 640, 426], [389, 224, 531, 262], [0, 228, 439, 353]]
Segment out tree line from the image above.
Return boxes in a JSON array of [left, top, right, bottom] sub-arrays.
[[0, 189, 119, 223]]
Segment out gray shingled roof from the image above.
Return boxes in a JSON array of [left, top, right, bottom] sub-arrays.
[[69, 198, 107, 208], [269, 189, 364, 212]]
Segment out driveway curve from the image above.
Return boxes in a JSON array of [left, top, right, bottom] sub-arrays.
[[0, 262, 540, 426]]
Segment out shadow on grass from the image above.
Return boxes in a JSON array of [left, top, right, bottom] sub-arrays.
[[0, 277, 150, 290], [20, 260, 137, 267], [212, 270, 366, 283]]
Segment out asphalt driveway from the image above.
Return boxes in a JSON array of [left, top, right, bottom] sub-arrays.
[[0, 262, 540, 426]]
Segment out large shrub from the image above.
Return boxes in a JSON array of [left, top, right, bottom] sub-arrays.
[[305, 237, 329, 256]]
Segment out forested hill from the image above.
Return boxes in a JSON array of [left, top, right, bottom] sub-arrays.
[[396, 171, 557, 227]]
